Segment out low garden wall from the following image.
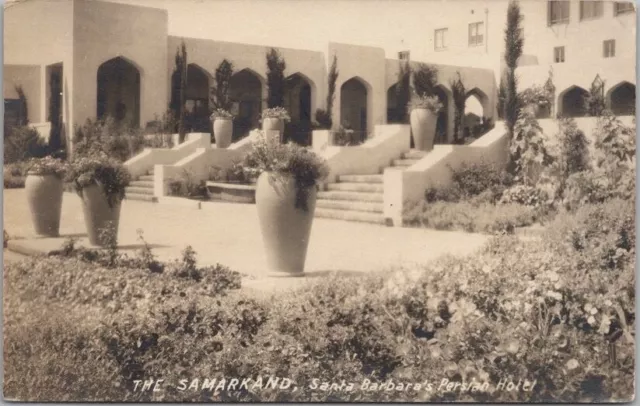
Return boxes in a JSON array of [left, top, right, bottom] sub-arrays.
[[124, 133, 210, 179], [320, 124, 411, 184], [153, 131, 259, 197], [383, 126, 509, 226]]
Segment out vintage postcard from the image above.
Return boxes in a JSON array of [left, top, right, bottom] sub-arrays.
[[2, 0, 636, 402]]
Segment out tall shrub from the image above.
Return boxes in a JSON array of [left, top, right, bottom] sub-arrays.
[[585, 74, 606, 117], [413, 63, 438, 97], [504, 0, 524, 141], [544, 67, 556, 116], [396, 60, 412, 123], [266, 48, 286, 108], [169, 42, 188, 142], [450, 72, 466, 144], [497, 73, 506, 120], [315, 54, 338, 129], [14, 85, 28, 126], [212, 59, 234, 111]]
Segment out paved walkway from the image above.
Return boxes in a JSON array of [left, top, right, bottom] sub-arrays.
[[4, 189, 489, 291]]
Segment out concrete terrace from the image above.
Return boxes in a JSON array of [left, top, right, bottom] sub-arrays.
[[3, 189, 489, 292]]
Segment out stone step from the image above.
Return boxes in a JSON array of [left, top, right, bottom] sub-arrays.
[[316, 199, 383, 213], [315, 208, 386, 225], [327, 182, 384, 193], [125, 193, 158, 203], [403, 150, 427, 159], [126, 186, 154, 195], [138, 175, 154, 181], [392, 159, 420, 167], [130, 180, 154, 188], [338, 174, 383, 184], [317, 191, 384, 203]]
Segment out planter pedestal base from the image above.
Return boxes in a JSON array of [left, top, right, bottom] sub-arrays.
[[266, 270, 306, 278]]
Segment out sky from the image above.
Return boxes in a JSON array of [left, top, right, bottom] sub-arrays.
[[105, 0, 506, 58]]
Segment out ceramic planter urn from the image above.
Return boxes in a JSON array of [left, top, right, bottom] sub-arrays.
[[410, 108, 438, 151], [213, 118, 233, 148], [79, 184, 122, 247], [262, 118, 285, 135], [25, 173, 64, 237], [255, 172, 317, 276]]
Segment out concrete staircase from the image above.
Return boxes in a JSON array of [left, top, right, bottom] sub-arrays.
[[315, 150, 425, 224], [125, 168, 157, 203]]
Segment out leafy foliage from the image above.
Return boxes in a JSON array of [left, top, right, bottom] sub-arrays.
[[584, 75, 606, 117], [412, 63, 438, 98], [242, 134, 328, 211], [4, 125, 50, 164], [409, 94, 442, 114], [504, 0, 524, 141], [510, 109, 554, 186], [326, 54, 339, 124], [25, 156, 68, 178], [73, 117, 146, 162], [266, 48, 286, 108], [170, 41, 188, 141], [211, 59, 234, 111], [65, 153, 132, 208], [396, 61, 412, 122]]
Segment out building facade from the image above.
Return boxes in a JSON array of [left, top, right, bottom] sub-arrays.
[[422, 0, 636, 117], [4, 0, 635, 153]]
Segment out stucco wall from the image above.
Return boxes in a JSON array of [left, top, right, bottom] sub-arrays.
[[72, 0, 169, 130], [167, 36, 326, 119], [3, 65, 41, 124], [4, 0, 74, 135]]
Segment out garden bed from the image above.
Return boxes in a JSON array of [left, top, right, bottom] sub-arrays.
[[3, 199, 635, 402], [206, 181, 256, 204]]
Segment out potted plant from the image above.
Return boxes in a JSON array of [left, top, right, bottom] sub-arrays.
[[243, 133, 329, 275], [409, 94, 443, 151], [66, 154, 131, 246], [25, 156, 68, 237], [261, 107, 291, 138], [210, 108, 234, 148]]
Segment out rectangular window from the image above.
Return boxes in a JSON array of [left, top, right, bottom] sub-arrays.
[[548, 1, 570, 25], [554, 46, 565, 63], [398, 51, 410, 61], [580, 1, 603, 20], [435, 28, 448, 50], [603, 39, 616, 57], [468, 22, 484, 47], [614, 2, 635, 15]]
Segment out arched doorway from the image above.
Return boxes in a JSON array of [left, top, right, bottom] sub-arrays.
[[434, 85, 450, 144], [608, 81, 636, 116], [340, 77, 369, 143], [386, 84, 406, 124], [185, 64, 212, 133], [284, 73, 313, 145], [229, 69, 263, 141], [559, 86, 589, 117], [97, 57, 141, 127]]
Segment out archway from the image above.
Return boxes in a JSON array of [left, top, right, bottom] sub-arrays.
[[607, 81, 636, 116], [464, 91, 485, 139], [284, 73, 314, 145], [229, 69, 264, 141], [558, 86, 589, 117], [434, 85, 450, 144], [340, 77, 369, 143], [185, 64, 212, 133], [386, 84, 407, 124], [96, 57, 141, 127]]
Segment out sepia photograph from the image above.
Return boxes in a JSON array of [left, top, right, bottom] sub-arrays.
[[2, 0, 636, 402]]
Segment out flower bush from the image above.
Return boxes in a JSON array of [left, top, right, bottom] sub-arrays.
[[66, 153, 131, 208], [4, 161, 31, 188], [261, 107, 291, 123], [73, 117, 146, 162], [409, 94, 443, 114], [26, 156, 68, 178], [499, 184, 546, 207], [210, 108, 234, 121], [4, 199, 633, 402], [425, 161, 512, 204], [3, 126, 51, 164], [242, 134, 329, 210], [209, 162, 255, 184], [518, 84, 553, 108]]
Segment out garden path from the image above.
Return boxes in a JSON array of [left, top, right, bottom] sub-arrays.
[[4, 189, 489, 292]]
